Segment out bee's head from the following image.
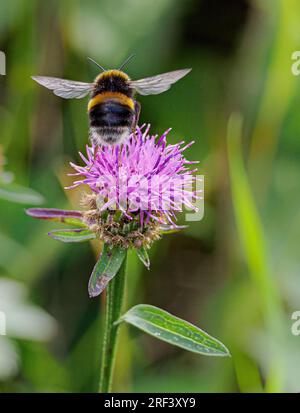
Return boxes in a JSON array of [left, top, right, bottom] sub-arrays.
[[88, 56, 135, 96], [88, 55, 135, 83]]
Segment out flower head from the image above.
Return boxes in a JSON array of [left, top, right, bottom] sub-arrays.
[[68, 125, 199, 245], [26, 126, 201, 289]]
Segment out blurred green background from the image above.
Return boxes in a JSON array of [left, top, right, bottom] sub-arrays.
[[1, 0, 300, 392]]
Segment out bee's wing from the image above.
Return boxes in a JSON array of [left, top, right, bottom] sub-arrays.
[[31, 76, 94, 99], [129, 69, 191, 96]]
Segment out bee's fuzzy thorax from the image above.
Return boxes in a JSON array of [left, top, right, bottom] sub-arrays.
[[92, 69, 133, 101], [95, 70, 130, 83]]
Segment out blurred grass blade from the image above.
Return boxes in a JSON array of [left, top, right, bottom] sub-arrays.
[[227, 113, 284, 392], [26, 208, 86, 227], [136, 247, 150, 269], [227, 113, 280, 313], [48, 228, 96, 243], [0, 183, 44, 204], [119, 304, 230, 356], [88, 244, 126, 298]]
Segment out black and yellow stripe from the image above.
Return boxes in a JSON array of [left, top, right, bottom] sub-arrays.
[[88, 70, 136, 145], [88, 91, 134, 112]]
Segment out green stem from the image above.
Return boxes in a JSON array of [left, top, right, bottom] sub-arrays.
[[99, 252, 127, 393]]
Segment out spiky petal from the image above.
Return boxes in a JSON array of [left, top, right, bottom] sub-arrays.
[[68, 126, 199, 227]]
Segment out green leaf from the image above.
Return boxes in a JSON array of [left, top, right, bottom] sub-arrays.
[[119, 304, 230, 357], [48, 228, 96, 243], [26, 208, 86, 227], [0, 183, 44, 205], [160, 225, 188, 234], [58, 217, 86, 227], [88, 244, 126, 298], [136, 247, 150, 269]]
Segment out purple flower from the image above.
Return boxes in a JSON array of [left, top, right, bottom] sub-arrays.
[[68, 125, 199, 229]]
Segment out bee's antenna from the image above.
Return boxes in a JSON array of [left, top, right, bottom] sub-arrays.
[[87, 57, 106, 72], [118, 54, 135, 71]]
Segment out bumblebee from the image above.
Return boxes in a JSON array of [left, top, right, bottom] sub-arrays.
[[32, 56, 191, 146]]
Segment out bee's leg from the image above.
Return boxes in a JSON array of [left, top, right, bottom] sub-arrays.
[[87, 145, 99, 171], [94, 145, 99, 159], [133, 101, 141, 131], [93, 145, 99, 164]]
